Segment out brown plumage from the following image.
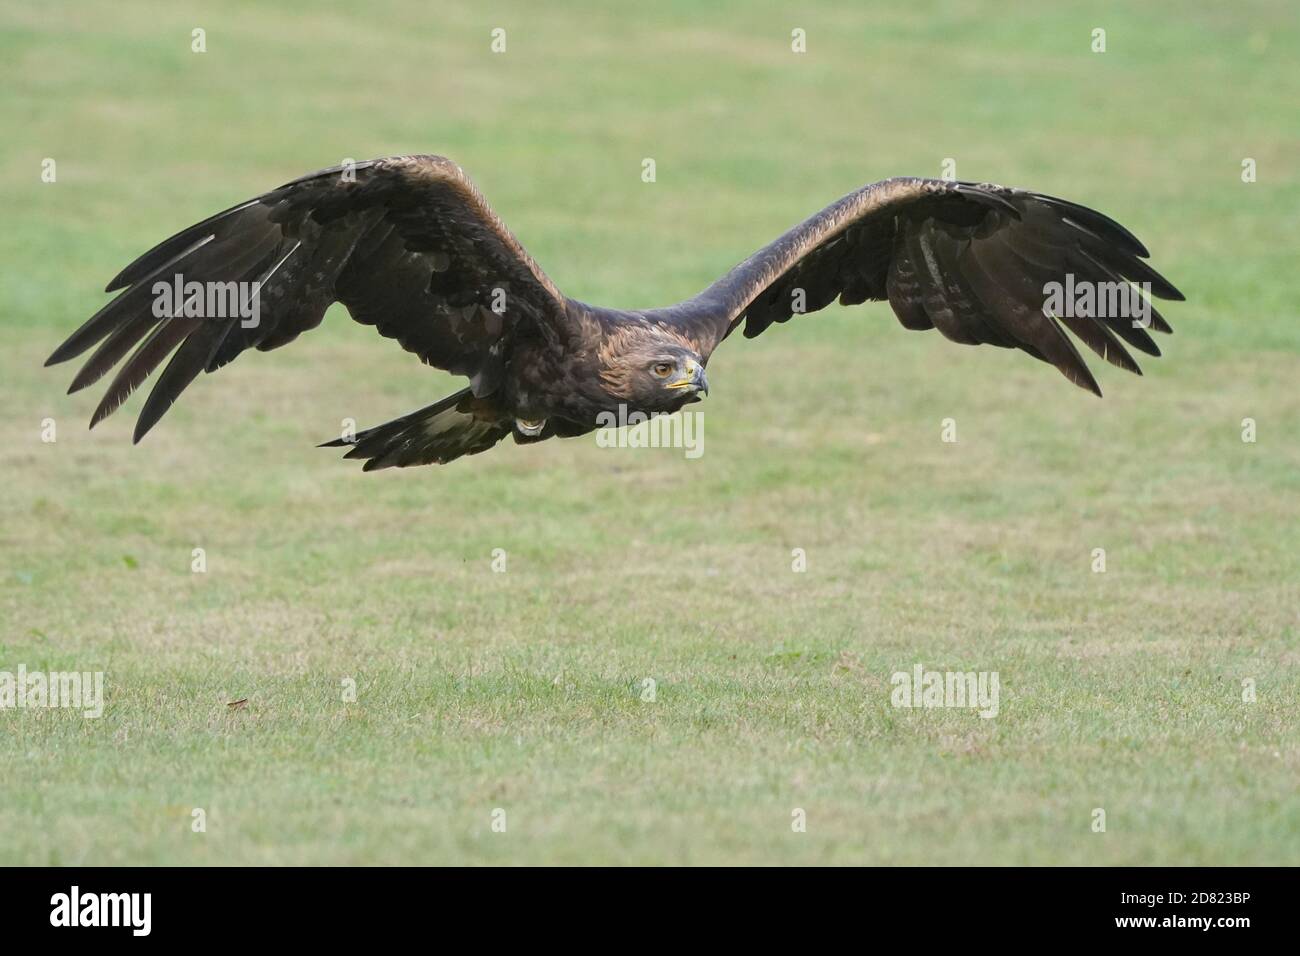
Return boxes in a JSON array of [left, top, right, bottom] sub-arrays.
[[47, 155, 1183, 469]]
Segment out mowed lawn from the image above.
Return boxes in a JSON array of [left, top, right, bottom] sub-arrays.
[[1, 1, 1297, 865]]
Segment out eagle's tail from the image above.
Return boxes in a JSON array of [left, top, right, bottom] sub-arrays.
[[319, 388, 510, 470]]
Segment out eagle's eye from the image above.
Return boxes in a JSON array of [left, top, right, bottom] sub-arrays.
[[652, 362, 674, 378]]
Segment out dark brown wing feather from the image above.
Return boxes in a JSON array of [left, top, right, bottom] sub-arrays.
[[47, 155, 569, 441], [671, 177, 1183, 395]]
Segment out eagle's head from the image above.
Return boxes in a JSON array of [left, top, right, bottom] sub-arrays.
[[599, 326, 709, 413]]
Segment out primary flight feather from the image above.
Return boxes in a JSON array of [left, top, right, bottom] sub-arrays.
[[47, 155, 1183, 469]]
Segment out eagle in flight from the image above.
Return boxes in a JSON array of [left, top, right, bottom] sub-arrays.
[[47, 155, 1182, 470]]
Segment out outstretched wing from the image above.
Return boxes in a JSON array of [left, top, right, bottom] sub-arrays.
[[47, 155, 569, 441], [675, 177, 1183, 395]]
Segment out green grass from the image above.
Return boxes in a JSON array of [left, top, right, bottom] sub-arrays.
[[1, 0, 1297, 865]]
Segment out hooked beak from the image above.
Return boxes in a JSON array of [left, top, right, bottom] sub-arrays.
[[667, 360, 709, 397]]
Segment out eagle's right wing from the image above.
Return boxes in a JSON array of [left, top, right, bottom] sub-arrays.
[[47, 155, 571, 442]]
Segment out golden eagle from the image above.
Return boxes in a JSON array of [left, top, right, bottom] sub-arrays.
[[47, 155, 1182, 469]]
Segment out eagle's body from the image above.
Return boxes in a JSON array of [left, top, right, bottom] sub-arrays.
[[48, 156, 1183, 469]]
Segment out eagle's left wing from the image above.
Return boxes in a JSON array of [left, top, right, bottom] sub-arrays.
[[672, 177, 1183, 395]]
